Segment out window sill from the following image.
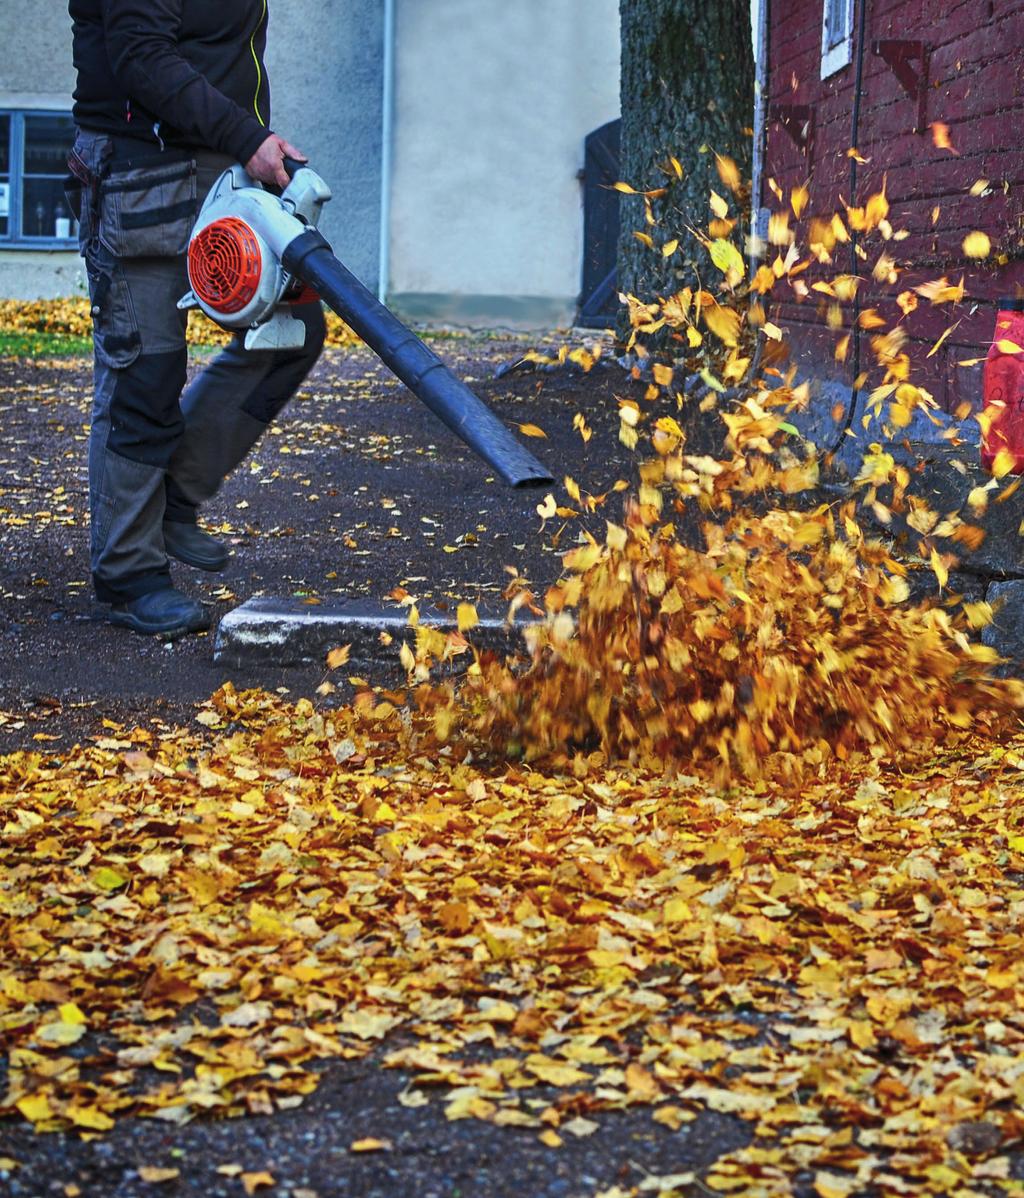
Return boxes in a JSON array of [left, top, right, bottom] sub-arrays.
[[821, 40, 853, 79], [0, 240, 79, 252]]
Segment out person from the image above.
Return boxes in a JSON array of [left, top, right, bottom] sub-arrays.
[[66, 1, 326, 638]]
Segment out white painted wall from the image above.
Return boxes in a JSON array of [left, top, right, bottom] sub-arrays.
[[388, 0, 620, 323], [0, 0, 83, 298], [2, 0, 75, 98], [0, 250, 83, 300], [265, 0, 385, 288]]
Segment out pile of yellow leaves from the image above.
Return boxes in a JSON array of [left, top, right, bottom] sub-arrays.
[[0, 297, 361, 349], [0, 296, 94, 339], [3, 687, 1024, 1198], [445, 496, 1021, 779]]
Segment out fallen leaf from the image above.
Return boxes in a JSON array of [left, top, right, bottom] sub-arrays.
[[326, 644, 351, 670], [138, 1167, 181, 1184], [241, 1173, 276, 1196]]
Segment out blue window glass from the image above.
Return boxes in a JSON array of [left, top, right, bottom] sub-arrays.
[[0, 111, 77, 247], [0, 114, 10, 240]]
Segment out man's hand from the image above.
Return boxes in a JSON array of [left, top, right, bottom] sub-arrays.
[[245, 133, 307, 189]]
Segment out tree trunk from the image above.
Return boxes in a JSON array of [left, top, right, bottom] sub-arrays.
[[617, 0, 754, 315]]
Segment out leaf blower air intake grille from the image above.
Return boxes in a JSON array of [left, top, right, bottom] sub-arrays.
[[188, 217, 262, 314]]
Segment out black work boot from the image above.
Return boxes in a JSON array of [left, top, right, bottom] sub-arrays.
[[162, 521, 230, 572], [108, 587, 211, 639]]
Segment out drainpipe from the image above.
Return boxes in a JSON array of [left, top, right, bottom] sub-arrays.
[[750, 0, 770, 271], [829, 0, 869, 456], [377, 0, 396, 303]]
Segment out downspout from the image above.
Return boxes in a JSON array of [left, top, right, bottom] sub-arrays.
[[377, 0, 396, 303], [750, 0, 770, 272], [829, 0, 869, 457]]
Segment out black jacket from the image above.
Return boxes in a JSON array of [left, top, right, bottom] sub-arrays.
[[69, 0, 271, 164]]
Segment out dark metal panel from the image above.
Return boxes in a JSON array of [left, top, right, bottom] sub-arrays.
[[578, 117, 620, 329]]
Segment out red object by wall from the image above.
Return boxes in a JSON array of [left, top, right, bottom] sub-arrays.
[[981, 301, 1024, 472]]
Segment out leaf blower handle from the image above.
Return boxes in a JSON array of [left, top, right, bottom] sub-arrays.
[[282, 156, 308, 180]]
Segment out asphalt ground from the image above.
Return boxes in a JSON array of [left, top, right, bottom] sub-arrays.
[[0, 335, 643, 756], [0, 1052, 749, 1198]]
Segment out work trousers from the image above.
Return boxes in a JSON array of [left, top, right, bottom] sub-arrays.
[[69, 130, 326, 604]]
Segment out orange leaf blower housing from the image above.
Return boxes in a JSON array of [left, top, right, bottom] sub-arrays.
[[188, 217, 262, 315]]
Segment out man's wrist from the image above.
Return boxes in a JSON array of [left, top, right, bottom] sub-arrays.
[[233, 121, 274, 169]]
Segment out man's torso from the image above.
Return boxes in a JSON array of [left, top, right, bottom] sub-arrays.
[[69, 0, 269, 150]]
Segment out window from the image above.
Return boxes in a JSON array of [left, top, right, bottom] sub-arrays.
[[0, 111, 77, 248], [821, 0, 855, 79]]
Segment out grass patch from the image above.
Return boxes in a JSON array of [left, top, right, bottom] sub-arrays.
[[0, 331, 234, 361], [0, 330, 94, 358]]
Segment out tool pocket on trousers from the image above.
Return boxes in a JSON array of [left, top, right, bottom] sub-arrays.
[[85, 243, 141, 370], [63, 177, 90, 248], [98, 158, 197, 258]]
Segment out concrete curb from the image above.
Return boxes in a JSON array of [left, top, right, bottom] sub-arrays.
[[214, 596, 532, 669]]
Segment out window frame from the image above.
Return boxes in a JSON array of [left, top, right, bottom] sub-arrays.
[[0, 109, 78, 251], [820, 0, 855, 80]]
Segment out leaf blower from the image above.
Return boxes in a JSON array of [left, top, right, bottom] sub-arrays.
[[178, 159, 553, 488]]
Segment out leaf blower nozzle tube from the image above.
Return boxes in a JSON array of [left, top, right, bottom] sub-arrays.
[[282, 230, 554, 489]]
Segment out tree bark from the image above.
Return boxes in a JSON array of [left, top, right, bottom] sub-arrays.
[[617, 0, 754, 314]]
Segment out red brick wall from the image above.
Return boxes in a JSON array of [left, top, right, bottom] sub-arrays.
[[764, 0, 1024, 412]]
